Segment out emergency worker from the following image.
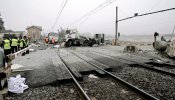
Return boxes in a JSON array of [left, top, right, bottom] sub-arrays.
[[51, 38, 55, 44], [2, 37, 11, 56], [19, 37, 26, 56], [19, 37, 25, 50], [45, 37, 49, 43], [17, 38, 20, 51], [24, 36, 29, 54], [11, 36, 18, 53]]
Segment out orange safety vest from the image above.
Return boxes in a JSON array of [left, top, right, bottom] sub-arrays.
[[45, 38, 48, 43], [52, 38, 55, 44]]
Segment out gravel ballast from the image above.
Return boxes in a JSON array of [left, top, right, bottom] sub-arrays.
[[113, 66, 175, 100], [6, 46, 175, 100], [75, 47, 175, 100], [80, 75, 145, 100], [5, 83, 79, 100]]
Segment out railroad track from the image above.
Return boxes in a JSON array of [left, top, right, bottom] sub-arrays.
[[79, 48, 175, 77], [58, 49, 159, 100], [98, 46, 175, 70], [53, 49, 90, 100]]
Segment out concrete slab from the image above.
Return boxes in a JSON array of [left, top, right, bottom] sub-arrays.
[[12, 49, 72, 87], [60, 49, 96, 73], [74, 48, 129, 68], [11, 47, 140, 87], [52, 56, 72, 80], [69, 50, 111, 75]]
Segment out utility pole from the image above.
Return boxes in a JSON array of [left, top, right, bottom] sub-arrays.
[[115, 7, 118, 45], [58, 29, 59, 44]]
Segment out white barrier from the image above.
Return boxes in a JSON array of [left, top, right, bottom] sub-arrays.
[[7, 46, 31, 58]]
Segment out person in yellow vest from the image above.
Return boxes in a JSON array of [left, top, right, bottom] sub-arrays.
[[11, 36, 18, 53], [17, 38, 20, 51], [19, 37, 25, 50], [2, 37, 11, 56], [24, 36, 29, 54]]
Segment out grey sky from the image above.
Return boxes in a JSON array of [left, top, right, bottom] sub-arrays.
[[0, 0, 175, 36]]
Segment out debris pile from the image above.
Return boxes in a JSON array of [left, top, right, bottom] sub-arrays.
[[8, 74, 28, 94]]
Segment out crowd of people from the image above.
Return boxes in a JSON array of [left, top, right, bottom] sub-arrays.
[[1, 35, 29, 56]]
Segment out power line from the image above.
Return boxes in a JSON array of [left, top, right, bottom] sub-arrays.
[[51, 0, 65, 31], [52, 0, 68, 30], [71, 0, 116, 25], [51, 0, 69, 31], [77, 0, 117, 26], [76, 17, 90, 27], [67, 1, 110, 27], [86, 0, 116, 16], [68, 0, 117, 27], [118, 7, 175, 22], [75, 3, 112, 26]]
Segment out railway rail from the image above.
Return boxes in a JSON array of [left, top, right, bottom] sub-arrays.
[[63, 49, 159, 100], [53, 49, 90, 100], [81, 49, 175, 77], [98, 47, 175, 71]]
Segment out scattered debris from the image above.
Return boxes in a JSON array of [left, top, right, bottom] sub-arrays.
[[29, 49, 36, 52], [8, 74, 28, 94], [84, 88, 88, 91], [121, 89, 129, 94], [123, 45, 139, 53], [155, 59, 164, 63], [91, 97, 97, 100], [11, 64, 23, 70], [110, 82, 115, 85], [12, 69, 33, 72], [11, 64, 33, 72], [136, 98, 142, 100], [88, 74, 98, 79], [70, 88, 74, 93], [53, 45, 60, 48]]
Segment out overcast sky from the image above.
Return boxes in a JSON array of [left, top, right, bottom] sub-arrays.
[[0, 0, 175, 36]]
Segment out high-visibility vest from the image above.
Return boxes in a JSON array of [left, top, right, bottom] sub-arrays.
[[3, 39, 11, 50], [45, 38, 48, 43], [52, 38, 55, 44], [20, 39, 24, 48], [18, 39, 20, 46], [25, 39, 29, 47], [11, 38, 18, 46]]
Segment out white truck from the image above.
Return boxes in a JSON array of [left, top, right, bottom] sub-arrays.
[[64, 29, 95, 47]]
